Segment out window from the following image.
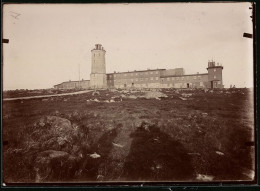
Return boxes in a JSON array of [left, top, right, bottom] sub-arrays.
[[150, 77, 153, 81], [156, 77, 159, 80], [194, 76, 197, 79], [218, 81, 221, 84], [214, 76, 216, 79], [214, 69, 216, 72], [136, 73, 138, 76], [167, 78, 170, 81]]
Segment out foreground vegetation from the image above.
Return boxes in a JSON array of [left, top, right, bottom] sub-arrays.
[[2, 88, 255, 183]]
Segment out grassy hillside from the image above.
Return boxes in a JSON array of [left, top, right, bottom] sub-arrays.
[[2, 88, 255, 183]]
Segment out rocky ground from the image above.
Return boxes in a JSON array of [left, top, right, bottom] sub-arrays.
[[2, 88, 255, 183]]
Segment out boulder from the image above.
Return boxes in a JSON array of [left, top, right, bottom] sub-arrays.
[[128, 95, 137, 99], [92, 91, 100, 96], [24, 115, 89, 182], [196, 174, 214, 181], [34, 150, 78, 182], [144, 91, 168, 99], [201, 113, 208, 117]]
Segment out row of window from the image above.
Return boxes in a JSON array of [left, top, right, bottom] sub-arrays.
[[163, 75, 203, 81], [109, 75, 217, 80], [112, 77, 159, 82], [110, 73, 216, 80], [109, 71, 159, 78]]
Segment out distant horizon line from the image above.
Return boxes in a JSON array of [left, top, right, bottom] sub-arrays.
[[3, 86, 254, 91]]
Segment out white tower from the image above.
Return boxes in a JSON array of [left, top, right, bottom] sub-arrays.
[[90, 44, 107, 89]]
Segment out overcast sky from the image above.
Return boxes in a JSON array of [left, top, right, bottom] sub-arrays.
[[3, 3, 253, 90]]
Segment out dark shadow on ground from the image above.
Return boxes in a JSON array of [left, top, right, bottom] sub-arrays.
[[80, 127, 119, 181], [122, 122, 195, 181]]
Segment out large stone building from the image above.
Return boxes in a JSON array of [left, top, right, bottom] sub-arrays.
[[54, 80, 90, 90], [54, 44, 224, 89]]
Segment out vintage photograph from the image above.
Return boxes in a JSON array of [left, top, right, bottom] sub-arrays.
[[2, 3, 255, 184]]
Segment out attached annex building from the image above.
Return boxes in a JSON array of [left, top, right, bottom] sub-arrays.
[[54, 44, 224, 89]]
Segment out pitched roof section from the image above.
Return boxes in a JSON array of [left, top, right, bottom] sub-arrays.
[[54, 80, 90, 86]]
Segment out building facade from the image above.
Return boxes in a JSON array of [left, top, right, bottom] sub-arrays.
[[106, 60, 223, 89], [54, 44, 224, 89], [54, 80, 90, 90]]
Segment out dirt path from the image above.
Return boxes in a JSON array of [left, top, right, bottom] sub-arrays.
[[3, 90, 93, 101]]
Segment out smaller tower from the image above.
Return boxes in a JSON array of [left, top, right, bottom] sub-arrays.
[[90, 44, 107, 89], [207, 60, 224, 88]]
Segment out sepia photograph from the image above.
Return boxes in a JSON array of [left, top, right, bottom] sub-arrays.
[[2, 2, 255, 184]]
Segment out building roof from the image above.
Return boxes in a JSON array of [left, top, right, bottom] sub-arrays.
[[106, 69, 166, 75], [54, 80, 90, 86]]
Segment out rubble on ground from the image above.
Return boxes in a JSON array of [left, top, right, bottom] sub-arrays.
[[196, 174, 214, 181], [112, 142, 124, 148], [89, 152, 101, 159], [215, 151, 225, 156]]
